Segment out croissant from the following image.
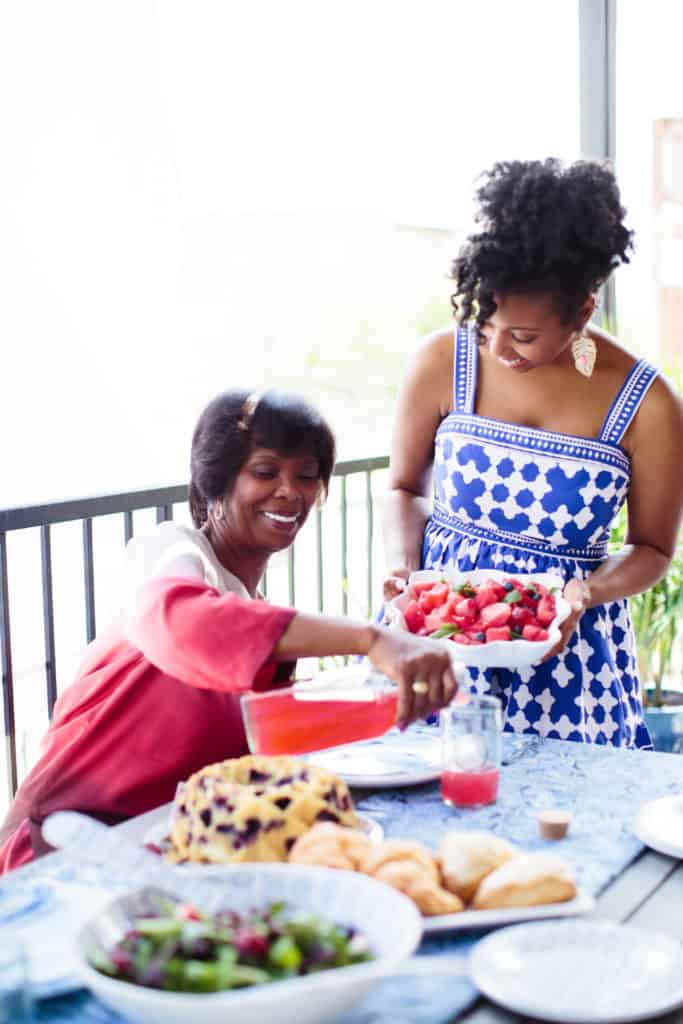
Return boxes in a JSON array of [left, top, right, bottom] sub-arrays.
[[359, 839, 441, 881], [360, 839, 464, 916], [288, 822, 373, 870]]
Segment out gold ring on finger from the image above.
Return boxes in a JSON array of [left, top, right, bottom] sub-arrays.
[[412, 680, 429, 695]]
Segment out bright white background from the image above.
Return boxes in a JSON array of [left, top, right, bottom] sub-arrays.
[[1, 0, 580, 509]]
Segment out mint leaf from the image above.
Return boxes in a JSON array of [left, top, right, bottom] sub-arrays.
[[503, 590, 522, 604], [429, 624, 461, 638]]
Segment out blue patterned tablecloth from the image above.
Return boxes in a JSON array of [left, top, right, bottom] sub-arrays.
[[7, 731, 683, 1024]]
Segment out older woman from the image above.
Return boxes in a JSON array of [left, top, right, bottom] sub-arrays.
[[384, 159, 683, 749], [0, 389, 457, 872]]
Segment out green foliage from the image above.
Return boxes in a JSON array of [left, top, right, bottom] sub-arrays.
[[610, 507, 683, 707]]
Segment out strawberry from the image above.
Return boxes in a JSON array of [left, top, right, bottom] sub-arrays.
[[424, 607, 450, 633], [403, 600, 426, 635], [480, 602, 512, 628], [441, 592, 462, 623], [485, 626, 512, 642], [413, 580, 441, 596], [510, 604, 533, 627], [536, 594, 556, 627], [418, 582, 451, 612], [454, 597, 478, 621], [522, 623, 550, 642], [475, 585, 502, 610], [176, 903, 202, 922]]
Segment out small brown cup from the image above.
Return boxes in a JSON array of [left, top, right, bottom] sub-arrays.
[[537, 809, 571, 840]]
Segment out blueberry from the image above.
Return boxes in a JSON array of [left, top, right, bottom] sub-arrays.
[[316, 810, 339, 823]]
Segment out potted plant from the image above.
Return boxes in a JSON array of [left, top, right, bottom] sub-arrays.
[[610, 510, 683, 752]]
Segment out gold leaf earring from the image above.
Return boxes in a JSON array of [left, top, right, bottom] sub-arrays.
[[571, 332, 597, 378]]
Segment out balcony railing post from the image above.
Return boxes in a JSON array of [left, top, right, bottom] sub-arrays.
[[0, 532, 18, 799], [0, 458, 389, 799], [366, 469, 374, 619], [82, 518, 96, 643], [40, 525, 58, 715]]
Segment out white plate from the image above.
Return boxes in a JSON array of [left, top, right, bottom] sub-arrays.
[[307, 740, 441, 788], [469, 919, 683, 1023], [634, 794, 683, 858], [143, 812, 384, 854], [14, 879, 117, 999], [422, 889, 595, 933], [388, 569, 571, 669]]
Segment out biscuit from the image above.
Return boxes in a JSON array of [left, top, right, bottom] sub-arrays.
[[471, 852, 577, 910], [438, 830, 518, 902]]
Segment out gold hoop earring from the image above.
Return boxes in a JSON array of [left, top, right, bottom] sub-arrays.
[[571, 332, 597, 378]]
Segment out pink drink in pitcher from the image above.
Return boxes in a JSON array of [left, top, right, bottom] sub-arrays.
[[241, 680, 398, 756]]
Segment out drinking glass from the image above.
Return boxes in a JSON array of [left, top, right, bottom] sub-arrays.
[[441, 695, 502, 808]]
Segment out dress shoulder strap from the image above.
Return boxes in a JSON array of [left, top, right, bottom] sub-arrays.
[[453, 323, 478, 414], [598, 358, 659, 445]]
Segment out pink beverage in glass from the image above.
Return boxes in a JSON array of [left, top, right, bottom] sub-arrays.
[[441, 765, 500, 807], [440, 695, 502, 809], [241, 684, 398, 756]]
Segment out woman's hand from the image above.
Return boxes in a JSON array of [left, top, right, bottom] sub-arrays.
[[366, 626, 459, 727], [382, 568, 410, 603], [542, 577, 590, 662]]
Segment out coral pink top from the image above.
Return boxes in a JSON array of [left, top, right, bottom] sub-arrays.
[[0, 575, 296, 873]]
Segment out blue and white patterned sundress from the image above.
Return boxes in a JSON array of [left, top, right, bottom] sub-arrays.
[[422, 326, 658, 748]]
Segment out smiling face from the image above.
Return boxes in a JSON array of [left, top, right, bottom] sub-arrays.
[[478, 292, 595, 373], [214, 446, 322, 555]]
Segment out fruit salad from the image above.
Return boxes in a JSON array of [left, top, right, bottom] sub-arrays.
[[89, 899, 373, 992], [402, 576, 559, 646]]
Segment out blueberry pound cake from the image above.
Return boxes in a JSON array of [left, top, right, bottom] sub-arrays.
[[168, 755, 359, 864]]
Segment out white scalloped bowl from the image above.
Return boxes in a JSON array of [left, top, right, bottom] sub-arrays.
[[387, 569, 571, 670], [75, 863, 422, 1024]]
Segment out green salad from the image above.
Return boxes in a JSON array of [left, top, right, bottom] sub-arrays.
[[90, 899, 373, 992]]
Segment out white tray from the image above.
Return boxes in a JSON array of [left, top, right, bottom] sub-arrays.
[[422, 889, 594, 933]]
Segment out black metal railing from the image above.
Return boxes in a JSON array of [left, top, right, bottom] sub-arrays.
[[0, 456, 389, 801]]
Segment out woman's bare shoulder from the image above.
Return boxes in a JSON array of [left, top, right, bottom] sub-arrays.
[[414, 325, 456, 364], [634, 371, 683, 436], [406, 326, 456, 415], [588, 323, 640, 374]]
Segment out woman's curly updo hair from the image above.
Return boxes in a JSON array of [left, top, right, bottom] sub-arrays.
[[450, 158, 634, 332], [189, 389, 336, 528]]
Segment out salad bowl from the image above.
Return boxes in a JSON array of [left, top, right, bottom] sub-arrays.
[[74, 862, 422, 1024]]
